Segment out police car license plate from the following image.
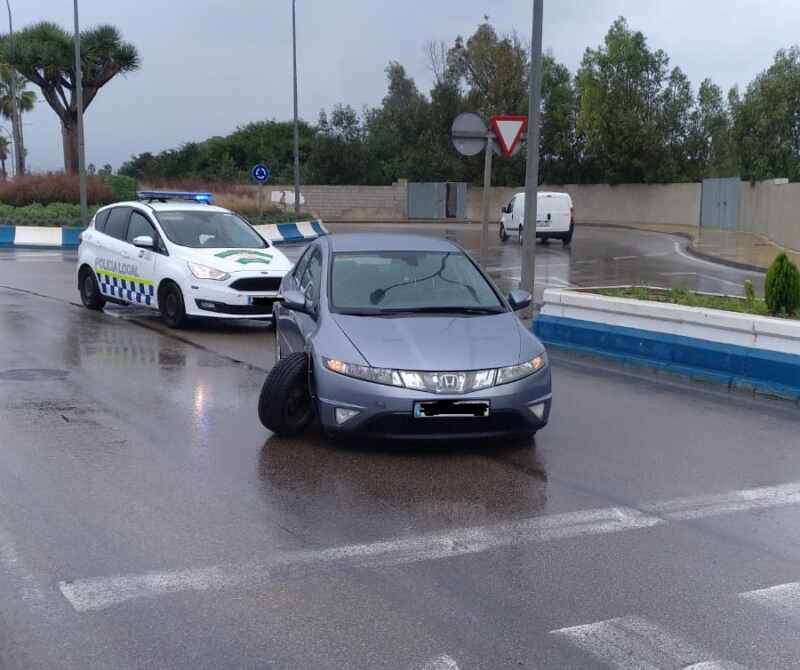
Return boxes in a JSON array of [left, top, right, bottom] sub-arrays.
[[413, 400, 490, 418]]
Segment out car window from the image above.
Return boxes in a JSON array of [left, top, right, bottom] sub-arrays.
[[299, 251, 322, 305], [104, 207, 131, 240], [155, 210, 265, 248], [292, 247, 313, 284], [126, 211, 156, 244], [94, 209, 111, 233]]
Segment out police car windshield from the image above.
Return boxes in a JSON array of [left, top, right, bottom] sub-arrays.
[[154, 210, 267, 249]]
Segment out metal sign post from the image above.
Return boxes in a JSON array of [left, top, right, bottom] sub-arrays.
[[480, 135, 494, 266], [251, 163, 270, 219]]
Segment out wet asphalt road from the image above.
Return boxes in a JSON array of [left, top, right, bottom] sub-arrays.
[[1, 225, 799, 670]]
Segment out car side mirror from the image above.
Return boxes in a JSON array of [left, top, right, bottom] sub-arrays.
[[281, 288, 310, 315], [507, 289, 532, 311], [132, 235, 154, 249]]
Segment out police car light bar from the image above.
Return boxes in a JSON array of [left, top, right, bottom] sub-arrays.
[[136, 191, 214, 204]]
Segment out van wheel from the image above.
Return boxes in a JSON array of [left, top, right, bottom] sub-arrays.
[[159, 281, 188, 329], [79, 267, 106, 311], [258, 352, 314, 436], [518, 226, 524, 245], [499, 223, 509, 242], [562, 224, 574, 246]]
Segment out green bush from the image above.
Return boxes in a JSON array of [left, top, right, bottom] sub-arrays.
[[100, 174, 137, 201], [765, 253, 800, 316], [0, 203, 98, 227]]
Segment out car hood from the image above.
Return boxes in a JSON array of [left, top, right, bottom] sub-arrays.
[[331, 312, 524, 370], [180, 247, 293, 275]]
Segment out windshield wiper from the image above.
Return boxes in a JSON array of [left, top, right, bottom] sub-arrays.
[[378, 306, 504, 315]]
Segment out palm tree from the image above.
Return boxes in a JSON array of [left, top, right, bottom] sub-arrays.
[[0, 65, 35, 174], [0, 135, 9, 180]]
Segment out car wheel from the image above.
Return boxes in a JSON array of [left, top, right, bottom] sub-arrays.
[[562, 223, 574, 246], [79, 267, 106, 311], [258, 352, 314, 436], [159, 281, 188, 329], [499, 223, 509, 242], [540, 237, 550, 244], [518, 226, 524, 245]]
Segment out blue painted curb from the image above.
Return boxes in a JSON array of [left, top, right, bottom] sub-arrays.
[[534, 314, 800, 400], [269, 219, 328, 245]]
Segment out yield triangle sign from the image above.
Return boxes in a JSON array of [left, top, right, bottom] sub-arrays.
[[489, 115, 528, 157]]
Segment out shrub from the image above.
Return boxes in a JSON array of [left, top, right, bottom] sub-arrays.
[[100, 174, 137, 201], [0, 202, 98, 227], [0, 174, 114, 206], [765, 253, 800, 316], [744, 279, 755, 304]]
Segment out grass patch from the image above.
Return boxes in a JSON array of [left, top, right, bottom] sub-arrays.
[[592, 286, 798, 319]]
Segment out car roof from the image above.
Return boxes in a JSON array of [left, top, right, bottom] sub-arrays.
[[325, 233, 461, 253], [101, 200, 232, 214]]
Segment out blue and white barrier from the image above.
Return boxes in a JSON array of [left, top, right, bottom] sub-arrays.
[[535, 288, 800, 400], [0, 219, 328, 249], [255, 219, 328, 245], [0, 225, 84, 248]]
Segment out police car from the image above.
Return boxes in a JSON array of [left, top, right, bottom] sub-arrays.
[[77, 191, 293, 328]]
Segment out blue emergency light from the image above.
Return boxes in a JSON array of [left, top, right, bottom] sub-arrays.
[[136, 191, 214, 204]]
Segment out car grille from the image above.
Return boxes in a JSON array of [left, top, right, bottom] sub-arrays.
[[229, 277, 282, 291], [362, 411, 528, 437]]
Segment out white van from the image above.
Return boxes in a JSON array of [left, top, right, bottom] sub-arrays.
[[499, 191, 574, 245]]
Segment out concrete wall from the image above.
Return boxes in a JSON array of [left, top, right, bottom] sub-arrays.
[[738, 181, 800, 252], [465, 183, 702, 227], [264, 181, 407, 221]]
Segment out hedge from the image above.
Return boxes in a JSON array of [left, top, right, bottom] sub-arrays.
[[0, 203, 98, 227]]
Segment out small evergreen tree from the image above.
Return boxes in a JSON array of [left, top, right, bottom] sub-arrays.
[[765, 253, 800, 316]]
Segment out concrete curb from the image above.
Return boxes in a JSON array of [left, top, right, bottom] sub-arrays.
[[535, 288, 800, 400], [0, 220, 328, 249]]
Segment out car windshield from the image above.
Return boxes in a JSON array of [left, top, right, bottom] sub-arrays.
[[155, 210, 266, 249], [331, 251, 504, 314]]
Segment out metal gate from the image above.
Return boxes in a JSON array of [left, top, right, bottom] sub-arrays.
[[408, 183, 446, 219], [700, 178, 739, 229]]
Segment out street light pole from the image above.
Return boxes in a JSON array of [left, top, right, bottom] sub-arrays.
[[291, 0, 301, 215], [520, 0, 544, 317], [5, 0, 22, 177], [73, 0, 88, 225]]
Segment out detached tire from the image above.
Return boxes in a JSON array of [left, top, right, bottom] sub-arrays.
[[79, 267, 106, 311], [258, 352, 314, 436]]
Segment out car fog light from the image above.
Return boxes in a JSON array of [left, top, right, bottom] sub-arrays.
[[335, 408, 360, 425], [198, 300, 216, 310], [529, 403, 546, 420]]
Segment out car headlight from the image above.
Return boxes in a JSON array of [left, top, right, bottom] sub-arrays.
[[187, 262, 230, 281], [496, 356, 546, 385], [324, 358, 404, 387]]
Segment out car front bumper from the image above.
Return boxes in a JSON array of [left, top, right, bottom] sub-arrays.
[[183, 280, 280, 319], [313, 359, 552, 440]]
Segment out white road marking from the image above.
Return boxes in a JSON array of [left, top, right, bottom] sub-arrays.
[[551, 616, 746, 670], [574, 259, 596, 264], [739, 582, 800, 616], [671, 239, 762, 275], [658, 272, 698, 276], [412, 654, 460, 670], [613, 255, 638, 261], [644, 252, 671, 258], [696, 273, 747, 289], [58, 481, 800, 613], [0, 525, 47, 608]]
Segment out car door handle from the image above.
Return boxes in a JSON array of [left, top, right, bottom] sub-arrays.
[[120, 250, 130, 258]]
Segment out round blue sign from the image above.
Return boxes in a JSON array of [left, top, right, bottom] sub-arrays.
[[251, 164, 270, 183]]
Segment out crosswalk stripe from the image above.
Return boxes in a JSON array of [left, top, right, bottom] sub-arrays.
[[551, 616, 747, 670]]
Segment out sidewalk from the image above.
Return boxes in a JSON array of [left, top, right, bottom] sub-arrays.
[[582, 222, 799, 272]]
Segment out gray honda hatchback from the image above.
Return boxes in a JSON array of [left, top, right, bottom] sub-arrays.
[[259, 233, 552, 440]]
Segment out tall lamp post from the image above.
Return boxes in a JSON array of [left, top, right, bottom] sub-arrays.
[[5, 0, 23, 177], [291, 0, 300, 215], [73, 0, 88, 225]]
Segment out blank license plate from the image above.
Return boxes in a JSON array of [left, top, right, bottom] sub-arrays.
[[414, 400, 490, 418]]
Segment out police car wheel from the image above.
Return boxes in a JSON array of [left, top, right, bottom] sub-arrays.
[[159, 282, 188, 329], [258, 352, 314, 436], [79, 268, 106, 311]]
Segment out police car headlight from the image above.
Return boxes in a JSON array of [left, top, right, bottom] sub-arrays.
[[187, 262, 230, 281]]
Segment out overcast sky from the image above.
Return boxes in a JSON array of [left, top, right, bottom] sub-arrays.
[[15, 0, 800, 172]]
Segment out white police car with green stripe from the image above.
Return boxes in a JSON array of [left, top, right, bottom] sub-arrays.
[[77, 192, 293, 328]]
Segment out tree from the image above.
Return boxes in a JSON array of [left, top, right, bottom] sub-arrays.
[[730, 47, 800, 181], [687, 79, 736, 179], [98, 163, 113, 177], [87, 162, 96, 176], [577, 17, 672, 183], [0, 65, 36, 174], [0, 135, 8, 180], [539, 54, 580, 184], [0, 22, 140, 174]]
